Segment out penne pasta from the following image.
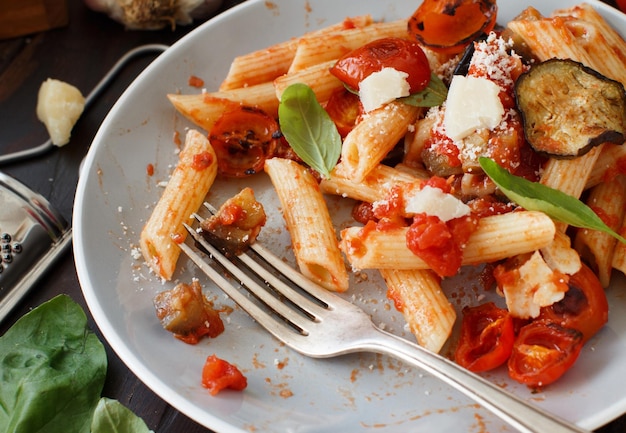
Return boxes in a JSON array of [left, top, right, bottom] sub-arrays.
[[219, 15, 374, 90], [265, 158, 349, 292], [381, 268, 456, 353], [167, 82, 279, 133], [340, 211, 555, 270], [575, 175, 626, 287], [321, 163, 427, 204], [540, 146, 603, 198], [552, 3, 626, 85], [507, 9, 596, 67], [219, 38, 300, 91], [403, 115, 435, 168], [335, 102, 421, 183], [586, 143, 626, 189], [288, 19, 409, 73], [611, 214, 626, 277], [274, 60, 342, 104], [140, 129, 218, 280]]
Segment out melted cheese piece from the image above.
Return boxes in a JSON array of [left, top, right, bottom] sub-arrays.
[[359, 67, 410, 113], [405, 185, 470, 222], [443, 75, 504, 141]]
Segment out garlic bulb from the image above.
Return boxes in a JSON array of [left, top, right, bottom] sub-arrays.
[[84, 0, 223, 30]]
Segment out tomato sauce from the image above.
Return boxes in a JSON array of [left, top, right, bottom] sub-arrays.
[[406, 213, 479, 277], [192, 151, 215, 171], [188, 75, 205, 88]]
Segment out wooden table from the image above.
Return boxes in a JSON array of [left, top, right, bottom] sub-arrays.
[[0, 1, 624, 432]]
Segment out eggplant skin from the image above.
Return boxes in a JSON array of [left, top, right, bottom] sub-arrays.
[[515, 58, 626, 159]]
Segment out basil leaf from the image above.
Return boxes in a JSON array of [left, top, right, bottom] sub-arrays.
[[91, 398, 152, 433], [278, 83, 342, 178], [0, 295, 107, 433], [401, 73, 448, 108], [479, 157, 626, 244]]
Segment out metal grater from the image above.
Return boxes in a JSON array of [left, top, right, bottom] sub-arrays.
[[0, 171, 72, 323]]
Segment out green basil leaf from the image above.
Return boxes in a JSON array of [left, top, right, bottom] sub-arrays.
[[91, 398, 152, 433], [401, 73, 448, 108], [479, 157, 626, 244], [278, 83, 342, 178], [0, 295, 107, 433]]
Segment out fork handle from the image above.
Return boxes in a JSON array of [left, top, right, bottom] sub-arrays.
[[367, 326, 589, 433]]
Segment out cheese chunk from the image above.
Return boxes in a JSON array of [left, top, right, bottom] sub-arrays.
[[501, 251, 568, 319], [359, 67, 410, 113], [443, 75, 504, 141], [36, 78, 85, 146], [405, 185, 470, 222]]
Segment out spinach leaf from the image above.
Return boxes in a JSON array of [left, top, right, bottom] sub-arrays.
[[91, 398, 152, 433], [0, 294, 107, 433], [401, 73, 448, 108], [278, 83, 342, 178], [479, 157, 626, 244]]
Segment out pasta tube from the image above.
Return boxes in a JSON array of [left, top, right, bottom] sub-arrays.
[[341, 211, 555, 270], [219, 15, 374, 90], [381, 268, 456, 353], [575, 175, 626, 287], [265, 158, 349, 292], [167, 81, 279, 133], [321, 163, 427, 204], [140, 129, 218, 280], [335, 101, 421, 183]]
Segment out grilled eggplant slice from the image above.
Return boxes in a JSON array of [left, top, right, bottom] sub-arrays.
[[515, 59, 626, 158]]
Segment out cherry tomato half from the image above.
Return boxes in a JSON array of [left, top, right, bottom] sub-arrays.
[[508, 321, 583, 388], [455, 302, 515, 372], [201, 354, 248, 395], [616, 0, 626, 14], [324, 87, 362, 137], [209, 106, 280, 177], [329, 37, 431, 93], [538, 263, 608, 343], [408, 0, 497, 55]]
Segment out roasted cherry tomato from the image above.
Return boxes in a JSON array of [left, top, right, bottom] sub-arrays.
[[508, 321, 583, 388], [455, 302, 515, 372], [209, 106, 280, 177], [329, 37, 431, 93], [201, 354, 248, 395], [324, 87, 362, 137], [538, 263, 608, 343], [408, 0, 497, 55]]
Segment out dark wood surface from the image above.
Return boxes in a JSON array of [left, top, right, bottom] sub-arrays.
[[0, 1, 624, 432]]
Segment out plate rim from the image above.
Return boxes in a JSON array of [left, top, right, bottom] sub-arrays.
[[73, 0, 626, 431]]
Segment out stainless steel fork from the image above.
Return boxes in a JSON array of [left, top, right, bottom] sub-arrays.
[[179, 203, 589, 433]]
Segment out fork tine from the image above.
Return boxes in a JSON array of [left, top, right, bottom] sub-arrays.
[[178, 236, 304, 340], [182, 220, 325, 334], [201, 203, 343, 307]]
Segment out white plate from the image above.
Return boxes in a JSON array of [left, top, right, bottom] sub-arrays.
[[74, 1, 626, 431]]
